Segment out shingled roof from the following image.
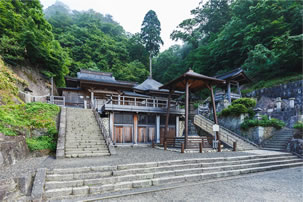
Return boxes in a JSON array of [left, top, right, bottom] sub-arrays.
[[134, 78, 163, 91]]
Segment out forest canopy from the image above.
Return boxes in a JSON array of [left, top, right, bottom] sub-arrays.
[[154, 0, 302, 84]]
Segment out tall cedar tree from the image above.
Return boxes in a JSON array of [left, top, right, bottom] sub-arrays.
[[140, 10, 163, 78]]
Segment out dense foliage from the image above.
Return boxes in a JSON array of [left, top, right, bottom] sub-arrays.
[[220, 98, 256, 117], [0, 0, 69, 86], [45, 1, 149, 82], [154, 0, 302, 92], [241, 115, 285, 130]]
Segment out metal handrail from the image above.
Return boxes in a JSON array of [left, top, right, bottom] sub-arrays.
[[194, 115, 258, 148]]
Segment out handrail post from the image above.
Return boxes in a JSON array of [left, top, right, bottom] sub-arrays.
[[164, 141, 167, 151], [181, 143, 184, 153], [233, 142, 237, 151], [199, 142, 202, 153], [218, 141, 221, 152]]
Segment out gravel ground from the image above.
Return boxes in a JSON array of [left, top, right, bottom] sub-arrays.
[[102, 167, 303, 202], [42, 147, 254, 169], [0, 156, 49, 180]]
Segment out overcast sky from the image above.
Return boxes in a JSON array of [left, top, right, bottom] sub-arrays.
[[40, 0, 201, 51]]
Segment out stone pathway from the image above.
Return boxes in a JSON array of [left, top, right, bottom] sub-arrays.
[[104, 166, 303, 202]]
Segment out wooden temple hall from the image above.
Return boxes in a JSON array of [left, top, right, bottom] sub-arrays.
[[59, 68, 249, 148], [59, 70, 184, 145]]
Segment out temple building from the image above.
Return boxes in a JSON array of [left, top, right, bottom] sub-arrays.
[[58, 70, 185, 145]]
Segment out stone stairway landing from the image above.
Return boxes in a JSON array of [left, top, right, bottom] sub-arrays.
[[65, 108, 110, 158], [262, 128, 294, 151]]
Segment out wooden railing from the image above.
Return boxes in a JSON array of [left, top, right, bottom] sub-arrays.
[[194, 115, 258, 151], [164, 136, 211, 149], [108, 95, 180, 109], [215, 92, 241, 101]]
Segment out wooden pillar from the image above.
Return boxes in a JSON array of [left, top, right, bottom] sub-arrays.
[[156, 115, 160, 143], [91, 91, 94, 109], [133, 113, 138, 144], [176, 116, 180, 137], [237, 81, 242, 97], [209, 84, 220, 143], [185, 80, 189, 149], [109, 112, 114, 144], [164, 89, 173, 143], [227, 82, 231, 103]]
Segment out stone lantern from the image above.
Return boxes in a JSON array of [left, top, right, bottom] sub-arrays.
[[254, 107, 263, 120], [289, 98, 295, 108]]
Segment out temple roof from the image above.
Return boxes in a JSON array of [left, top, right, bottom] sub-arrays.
[[215, 68, 251, 84], [160, 69, 225, 92], [134, 78, 163, 91]]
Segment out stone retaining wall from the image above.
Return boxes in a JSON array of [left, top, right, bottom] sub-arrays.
[[287, 138, 303, 156], [0, 134, 29, 167]]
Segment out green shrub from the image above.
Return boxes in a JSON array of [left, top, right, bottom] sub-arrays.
[[293, 122, 303, 130], [220, 104, 248, 117], [26, 135, 56, 151], [241, 116, 285, 130], [232, 98, 257, 108]]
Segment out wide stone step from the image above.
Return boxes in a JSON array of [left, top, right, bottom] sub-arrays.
[[47, 154, 294, 178], [44, 158, 300, 190], [65, 153, 110, 158], [44, 161, 303, 200]]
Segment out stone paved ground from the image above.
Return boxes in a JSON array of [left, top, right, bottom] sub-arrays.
[[102, 167, 303, 202]]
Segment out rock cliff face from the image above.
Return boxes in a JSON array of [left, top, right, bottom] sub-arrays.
[[0, 134, 29, 167]]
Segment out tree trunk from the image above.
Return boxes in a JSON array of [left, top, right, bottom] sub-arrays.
[[149, 53, 152, 79]]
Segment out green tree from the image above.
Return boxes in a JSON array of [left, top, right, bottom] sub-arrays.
[[140, 10, 163, 78]]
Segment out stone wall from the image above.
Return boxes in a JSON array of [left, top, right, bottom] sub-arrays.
[[287, 138, 303, 156], [246, 80, 303, 103], [0, 134, 29, 167], [242, 127, 277, 144], [218, 114, 248, 135]]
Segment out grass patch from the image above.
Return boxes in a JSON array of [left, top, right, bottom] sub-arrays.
[[241, 115, 285, 130], [242, 74, 303, 94], [0, 102, 60, 151], [26, 135, 57, 151], [0, 102, 60, 136]]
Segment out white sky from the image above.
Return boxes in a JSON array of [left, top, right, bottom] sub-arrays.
[[40, 0, 201, 51]]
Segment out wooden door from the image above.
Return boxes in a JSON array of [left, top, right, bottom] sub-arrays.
[[123, 126, 133, 143], [148, 127, 155, 142], [115, 126, 123, 143], [138, 127, 146, 143]]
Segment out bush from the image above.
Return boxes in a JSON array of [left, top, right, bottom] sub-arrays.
[[26, 135, 56, 151], [293, 122, 303, 130], [232, 98, 256, 108], [220, 104, 248, 117], [241, 115, 285, 130]]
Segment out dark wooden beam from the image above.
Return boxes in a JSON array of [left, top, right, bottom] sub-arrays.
[[164, 89, 174, 144], [208, 84, 220, 145], [185, 80, 189, 149]]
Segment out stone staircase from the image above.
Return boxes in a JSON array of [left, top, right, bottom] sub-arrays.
[[194, 115, 258, 151], [65, 108, 110, 158], [42, 153, 303, 201], [262, 128, 294, 151]]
